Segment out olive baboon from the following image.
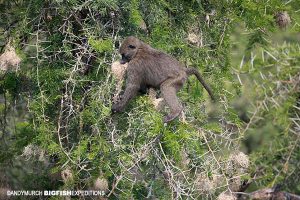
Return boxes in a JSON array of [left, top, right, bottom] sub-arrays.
[[112, 36, 215, 123], [111, 61, 165, 110]]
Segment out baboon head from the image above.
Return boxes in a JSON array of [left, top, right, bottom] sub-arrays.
[[119, 36, 140, 64]]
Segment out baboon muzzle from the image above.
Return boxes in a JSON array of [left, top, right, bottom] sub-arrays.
[[120, 54, 128, 64]]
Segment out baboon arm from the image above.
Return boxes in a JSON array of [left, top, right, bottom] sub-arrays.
[[112, 83, 140, 113], [121, 83, 140, 104]]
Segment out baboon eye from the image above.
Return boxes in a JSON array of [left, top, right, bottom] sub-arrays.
[[128, 45, 136, 49]]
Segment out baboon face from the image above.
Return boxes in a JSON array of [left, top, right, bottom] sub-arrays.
[[119, 36, 140, 64]]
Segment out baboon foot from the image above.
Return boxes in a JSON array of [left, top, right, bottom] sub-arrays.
[[163, 108, 183, 123], [111, 103, 124, 113]]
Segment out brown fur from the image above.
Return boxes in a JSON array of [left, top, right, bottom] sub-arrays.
[[111, 61, 164, 108], [112, 36, 214, 123]]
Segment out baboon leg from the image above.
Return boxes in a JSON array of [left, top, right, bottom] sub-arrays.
[[161, 76, 185, 123], [112, 83, 139, 113]]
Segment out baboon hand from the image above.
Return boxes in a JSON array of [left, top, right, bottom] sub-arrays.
[[111, 103, 124, 113]]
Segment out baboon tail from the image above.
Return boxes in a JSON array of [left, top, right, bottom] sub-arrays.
[[186, 67, 215, 101]]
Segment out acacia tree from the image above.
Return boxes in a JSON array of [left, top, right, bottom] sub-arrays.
[[0, 0, 299, 199]]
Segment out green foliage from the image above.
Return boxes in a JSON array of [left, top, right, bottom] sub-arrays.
[[0, 0, 300, 199], [237, 43, 300, 193], [0, 72, 20, 95], [89, 38, 114, 53], [13, 122, 35, 153], [129, 0, 144, 28]]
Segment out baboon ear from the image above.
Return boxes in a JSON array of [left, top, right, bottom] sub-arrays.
[[128, 44, 136, 49]]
